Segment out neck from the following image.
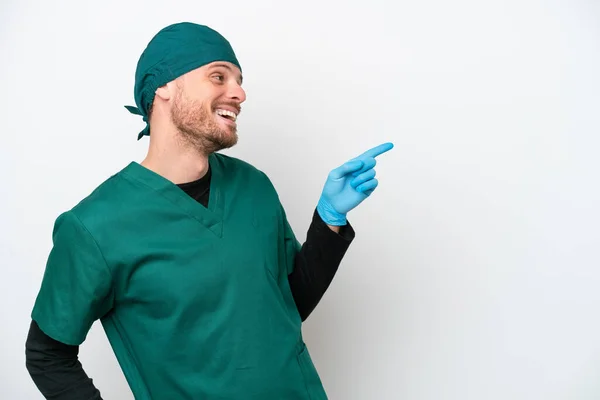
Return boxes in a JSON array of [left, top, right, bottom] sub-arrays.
[[140, 127, 210, 185]]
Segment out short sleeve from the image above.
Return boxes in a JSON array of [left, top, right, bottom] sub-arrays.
[[31, 211, 114, 346]]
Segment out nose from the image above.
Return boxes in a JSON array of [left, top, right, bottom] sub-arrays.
[[227, 82, 246, 104]]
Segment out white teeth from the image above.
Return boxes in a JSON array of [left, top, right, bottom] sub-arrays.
[[216, 109, 237, 121]]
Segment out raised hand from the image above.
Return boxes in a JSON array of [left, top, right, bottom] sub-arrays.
[[317, 142, 394, 226]]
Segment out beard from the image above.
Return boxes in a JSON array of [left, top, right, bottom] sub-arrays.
[[170, 87, 239, 156]]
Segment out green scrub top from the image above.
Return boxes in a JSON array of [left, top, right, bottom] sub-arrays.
[[31, 153, 328, 399]]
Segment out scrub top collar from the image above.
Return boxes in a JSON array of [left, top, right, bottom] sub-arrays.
[[120, 153, 224, 237]]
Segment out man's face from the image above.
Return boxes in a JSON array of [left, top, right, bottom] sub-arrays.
[[170, 61, 246, 155]]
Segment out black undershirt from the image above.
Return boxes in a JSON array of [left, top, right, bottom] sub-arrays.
[[26, 166, 354, 399]]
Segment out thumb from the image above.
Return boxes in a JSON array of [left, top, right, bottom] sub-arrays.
[[328, 160, 364, 180]]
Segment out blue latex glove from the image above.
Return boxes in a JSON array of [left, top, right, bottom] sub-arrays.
[[317, 142, 394, 226]]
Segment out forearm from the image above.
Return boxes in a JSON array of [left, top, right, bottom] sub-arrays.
[[288, 208, 355, 321], [25, 320, 102, 400]]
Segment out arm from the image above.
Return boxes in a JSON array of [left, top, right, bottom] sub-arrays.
[[288, 208, 355, 321], [287, 142, 393, 320], [27, 210, 113, 398], [25, 320, 102, 400]]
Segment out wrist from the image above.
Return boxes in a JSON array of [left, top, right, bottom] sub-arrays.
[[317, 197, 347, 226], [326, 224, 341, 233]]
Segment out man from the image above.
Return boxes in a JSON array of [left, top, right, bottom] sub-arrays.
[[25, 22, 393, 399]]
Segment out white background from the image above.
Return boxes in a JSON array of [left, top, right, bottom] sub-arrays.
[[1, 0, 599, 399]]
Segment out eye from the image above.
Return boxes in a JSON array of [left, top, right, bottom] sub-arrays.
[[212, 73, 225, 83]]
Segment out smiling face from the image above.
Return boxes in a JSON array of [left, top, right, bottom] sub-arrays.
[[169, 61, 246, 155]]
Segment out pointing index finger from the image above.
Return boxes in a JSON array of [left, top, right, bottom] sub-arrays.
[[358, 142, 394, 159]]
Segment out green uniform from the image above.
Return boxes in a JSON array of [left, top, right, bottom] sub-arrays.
[[32, 153, 328, 399]]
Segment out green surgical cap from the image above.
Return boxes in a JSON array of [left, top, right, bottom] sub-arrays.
[[125, 22, 242, 140]]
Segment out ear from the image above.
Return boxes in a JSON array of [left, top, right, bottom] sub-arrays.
[[155, 83, 172, 101], [156, 78, 182, 101]]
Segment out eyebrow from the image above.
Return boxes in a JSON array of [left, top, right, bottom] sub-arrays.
[[209, 63, 243, 85]]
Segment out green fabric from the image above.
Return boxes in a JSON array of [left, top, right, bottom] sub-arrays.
[[31, 153, 328, 399], [125, 22, 242, 140]]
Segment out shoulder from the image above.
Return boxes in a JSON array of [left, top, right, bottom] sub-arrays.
[[212, 152, 276, 188], [211, 152, 263, 173], [55, 164, 144, 236]]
